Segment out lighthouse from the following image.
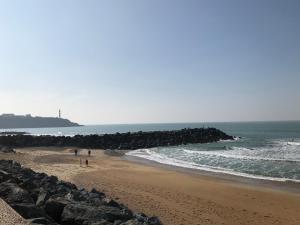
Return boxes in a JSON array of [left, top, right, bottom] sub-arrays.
[[59, 109, 61, 118]]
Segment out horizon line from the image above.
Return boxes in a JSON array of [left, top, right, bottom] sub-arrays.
[[83, 120, 300, 126]]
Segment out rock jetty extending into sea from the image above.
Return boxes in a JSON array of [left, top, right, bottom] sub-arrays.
[[0, 128, 233, 150], [0, 160, 162, 225]]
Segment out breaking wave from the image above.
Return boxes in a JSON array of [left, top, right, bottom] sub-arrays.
[[126, 139, 300, 182]]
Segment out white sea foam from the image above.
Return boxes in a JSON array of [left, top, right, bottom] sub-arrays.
[[218, 136, 241, 143], [274, 139, 300, 146], [287, 142, 300, 146], [183, 147, 300, 162], [182, 149, 300, 163], [126, 149, 300, 183]]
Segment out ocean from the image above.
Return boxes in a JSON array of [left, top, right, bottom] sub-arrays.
[[1, 121, 300, 182]]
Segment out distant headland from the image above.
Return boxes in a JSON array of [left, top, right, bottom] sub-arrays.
[[0, 113, 80, 129]]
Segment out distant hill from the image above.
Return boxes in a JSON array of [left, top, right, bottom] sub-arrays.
[[0, 114, 80, 129]]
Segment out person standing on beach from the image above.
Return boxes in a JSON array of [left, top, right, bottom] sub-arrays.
[[80, 158, 82, 167], [74, 149, 78, 156], [88, 149, 91, 157], [85, 159, 89, 167]]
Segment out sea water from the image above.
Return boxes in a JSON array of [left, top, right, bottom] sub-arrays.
[[1, 121, 300, 182], [127, 121, 300, 182]]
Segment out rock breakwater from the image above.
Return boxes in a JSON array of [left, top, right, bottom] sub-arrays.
[[0, 160, 162, 225], [0, 128, 233, 150]]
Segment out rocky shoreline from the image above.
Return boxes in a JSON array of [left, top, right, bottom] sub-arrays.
[[0, 128, 233, 150], [0, 159, 162, 225]]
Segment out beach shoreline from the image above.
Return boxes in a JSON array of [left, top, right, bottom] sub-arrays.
[[124, 154, 300, 195], [1, 147, 300, 225]]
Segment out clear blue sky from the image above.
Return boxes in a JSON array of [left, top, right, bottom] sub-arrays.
[[0, 0, 299, 124]]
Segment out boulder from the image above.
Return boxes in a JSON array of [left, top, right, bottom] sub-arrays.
[[97, 205, 133, 222], [61, 203, 102, 225], [71, 189, 90, 201], [0, 169, 10, 182], [0, 182, 34, 204], [88, 220, 113, 225], [28, 188, 41, 202], [145, 217, 163, 225], [19, 177, 39, 190], [90, 188, 105, 197], [102, 197, 121, 208], [40, 175, 58, 186], [27, 217, 58, 225], [130, 213, 162, 225], [88, 188, 105, 203], [61, 203, 132, 225], [120, 220, 144, 225], [44, 197, 70, 222], [36, 189, 50, 206], [40, 176, 59, 195], [57, 180, 77, 190], [11, 203, 47, 219]]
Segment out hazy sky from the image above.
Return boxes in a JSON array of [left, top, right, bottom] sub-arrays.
[[0, 0, 299, 124]]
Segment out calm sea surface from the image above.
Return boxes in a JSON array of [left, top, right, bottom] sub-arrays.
[[1, 122, 300, 182]]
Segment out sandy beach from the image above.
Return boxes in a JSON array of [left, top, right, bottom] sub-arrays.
[[1, 147, 300, 225]]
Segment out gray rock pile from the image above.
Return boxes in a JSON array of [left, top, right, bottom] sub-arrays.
[[0, 160, 162, 225], [0, 128, 234, 150]]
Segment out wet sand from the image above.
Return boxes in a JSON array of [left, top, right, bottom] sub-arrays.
[[1, 147, 300, 225]]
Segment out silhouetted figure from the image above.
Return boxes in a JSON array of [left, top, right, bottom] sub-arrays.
[[85, 159, 89, 167], [88, 150, 91, 157], [74, 149, 78, 156], [80, 158, 82, 167]]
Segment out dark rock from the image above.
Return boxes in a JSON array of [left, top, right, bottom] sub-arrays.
[[113, 220, 122, 225], [146, 217, 163, 225], [120, 220, 143, 225], [27, 217, 57, 225], [57, 180, 77, 190], [44, 197, 70, 222], [41, 175, 58, 185], [131, 213, 162, 225], [97, 205, 133, 222], [34, 172, 48, 180], [61, 203, 102, 225], [65, 189, 90, 202], [0, 160, 163, 225], [11, 203, 47, 219], [0, 182, 34, 204], [0, 169, 10, 182], [89, 221, 114, 225], [0, 128, 233, 150], [19, 177, 39, 190], [61, 203, 132, 225], [36, 189, 50, 206], [30, 188, 40, 203], [91, 188, 105, 197], [102, 197, 121, 208]]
